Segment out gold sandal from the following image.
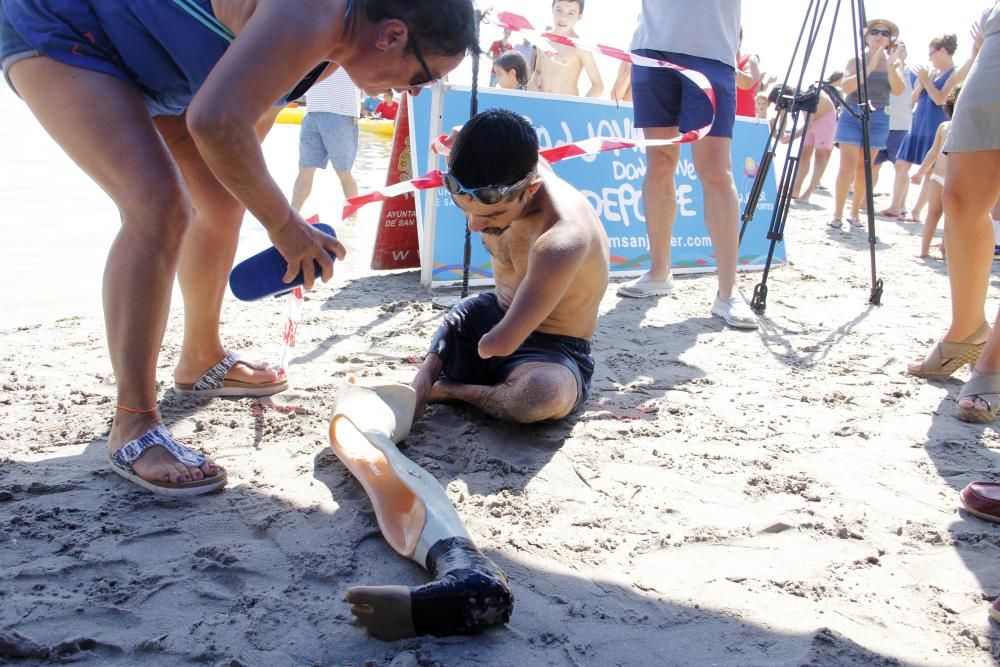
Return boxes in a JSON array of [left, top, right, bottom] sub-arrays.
[[908, 323, 990, 379]]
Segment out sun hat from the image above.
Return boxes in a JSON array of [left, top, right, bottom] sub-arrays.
[[864, 18, 899, 41]]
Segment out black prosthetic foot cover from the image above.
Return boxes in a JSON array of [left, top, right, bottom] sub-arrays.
[[410, 537, 514, 636]]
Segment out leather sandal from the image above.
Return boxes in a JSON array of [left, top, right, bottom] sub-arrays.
[[908, 323, 990, 379]]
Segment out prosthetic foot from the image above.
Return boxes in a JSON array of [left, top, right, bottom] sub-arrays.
[[329, 380, 513, 640]]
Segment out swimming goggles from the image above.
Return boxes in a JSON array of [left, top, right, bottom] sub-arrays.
[[442, 170, 535, 205]]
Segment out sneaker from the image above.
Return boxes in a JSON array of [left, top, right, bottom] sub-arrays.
[[711, 293, 759, 330], [617, 273, 674, 298]]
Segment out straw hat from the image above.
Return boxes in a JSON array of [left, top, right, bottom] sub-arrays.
[[864, 18, 899, 41]]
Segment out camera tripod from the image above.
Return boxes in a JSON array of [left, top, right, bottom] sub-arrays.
[[738, 0, 884, 314]]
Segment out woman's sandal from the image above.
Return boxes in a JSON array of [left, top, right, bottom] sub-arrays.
[[175, 351, 288, 398], [848, 217, 866, 229], [110, 424, 227, 496], [956, 372, 1000, 424], [908, 322, 990, 379]]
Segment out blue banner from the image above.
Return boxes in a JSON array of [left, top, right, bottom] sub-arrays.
[[410, 86, 784, 286]]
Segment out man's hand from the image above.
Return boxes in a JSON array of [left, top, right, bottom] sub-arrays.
[[268, 213, 347, 290]]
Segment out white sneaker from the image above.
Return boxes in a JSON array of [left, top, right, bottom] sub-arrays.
[[711, 293, 759, 329], [617, 273, 674, 298]]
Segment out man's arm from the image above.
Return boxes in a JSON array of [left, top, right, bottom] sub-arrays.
[[611, 61, 631, 101], [478, 226, 587, 358], [579, 49, 604, 98], [527, 50, 544, 91]]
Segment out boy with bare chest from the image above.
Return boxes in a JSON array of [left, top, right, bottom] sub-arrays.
[[412, 109, 609, 423], [527, 0, 604, 98]]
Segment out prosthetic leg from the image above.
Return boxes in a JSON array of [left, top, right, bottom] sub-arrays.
[[329, 380, 513, 640]]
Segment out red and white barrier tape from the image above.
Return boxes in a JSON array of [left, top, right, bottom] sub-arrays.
[[338, 9, 718, 221], [484, 9, 716, 141], [342, 135, 680, 219]]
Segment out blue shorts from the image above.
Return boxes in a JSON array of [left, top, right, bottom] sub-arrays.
[[875, 129, 907, 165], [0, 0, 323, 116], [835, 104, 890, 150], [428, 292, 594, 415], [299, 112, 359, 172], [631, 49, 737, 138]]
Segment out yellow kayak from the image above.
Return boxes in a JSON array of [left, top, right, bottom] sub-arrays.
[[359, 117, 396, 137], [275, 106, 306, 125]]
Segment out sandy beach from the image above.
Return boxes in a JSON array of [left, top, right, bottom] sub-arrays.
[[3, 96, 1000, 664]]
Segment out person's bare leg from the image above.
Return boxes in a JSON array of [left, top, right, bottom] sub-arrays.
[[639, 127, 681, 280], [691, 136, 740, 300], [918, 179, 944, 257], [336, 170, 359, 199], [834, 145, 860, 220], [9, 58, 215, 484], [910, 177, 930, 220], [849, 149, 880, 221], [885, 159, 912, 215], [157, 116, 282, 389], [801, 148, 831, 202], [908, 150, 1000, 374], [330, 382, 513, 639], [427, 362, 579, 424], [792, 143, 815, 199], [290, 166, 317, 212]]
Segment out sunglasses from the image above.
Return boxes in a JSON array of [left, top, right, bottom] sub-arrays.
[[868, 28, 893, 37], [408, 36, 436, 87], [443, 170, 534, 205]]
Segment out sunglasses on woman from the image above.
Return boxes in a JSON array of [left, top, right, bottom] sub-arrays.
[[868, 28, 893, 37], [443, 171, 535, 205]]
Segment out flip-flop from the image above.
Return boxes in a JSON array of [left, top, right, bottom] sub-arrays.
[[956, 372, 1000, 424], [110, 424, 227, 496], [175, 351, 288, 398], [827, 218, 844, 230], [848, 217, 866, 229]]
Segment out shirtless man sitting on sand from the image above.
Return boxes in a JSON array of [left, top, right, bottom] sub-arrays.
[[527, 0, 604, 98], [412, 108, 610, 423]]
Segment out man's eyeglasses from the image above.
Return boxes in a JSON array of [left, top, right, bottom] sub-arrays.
[[443, 171, 534, 205], [408, 36, 436, 87], [868, 28, 893, 37]]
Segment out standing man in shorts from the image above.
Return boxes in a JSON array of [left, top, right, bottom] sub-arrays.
[[291, 67, 361, 213], [616, 0, 758, 330]]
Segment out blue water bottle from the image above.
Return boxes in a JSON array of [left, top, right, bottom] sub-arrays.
[[229, 223, 338, 301]]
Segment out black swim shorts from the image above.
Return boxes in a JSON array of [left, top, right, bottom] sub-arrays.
[[428, 292, 594, 414]]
